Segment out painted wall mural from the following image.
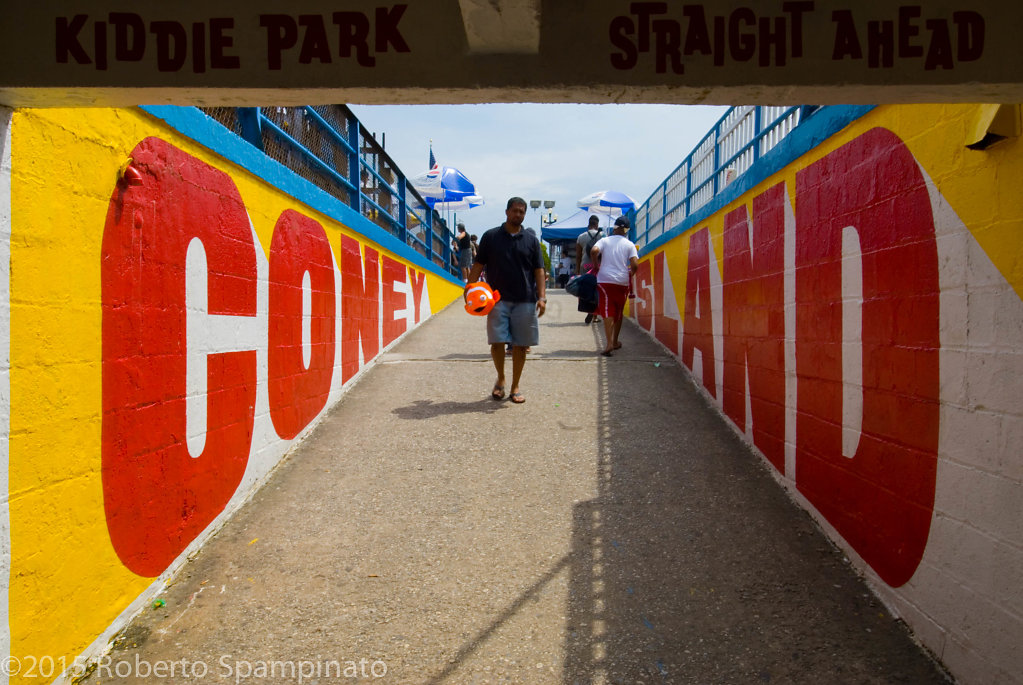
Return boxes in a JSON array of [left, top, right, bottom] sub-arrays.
[[4, 108, 462, 683], [631, 105, 1023, 684], [2, 103, 1021, 685]]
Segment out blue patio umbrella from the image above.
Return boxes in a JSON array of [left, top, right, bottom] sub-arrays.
[[412, 164, 477, 201], [430, 194, 485, 212], [576, 189, 638, 216]]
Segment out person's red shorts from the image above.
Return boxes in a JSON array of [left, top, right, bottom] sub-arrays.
[[597, 282, 630, 319]]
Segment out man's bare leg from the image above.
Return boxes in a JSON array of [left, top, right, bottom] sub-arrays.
[[490, 342, 506, 398], [509, 346, 528, 402]]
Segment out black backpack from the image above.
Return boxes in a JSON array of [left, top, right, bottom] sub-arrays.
[[583, 229, 603, 265]]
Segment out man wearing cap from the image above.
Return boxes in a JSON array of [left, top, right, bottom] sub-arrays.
[[590, 216, 639, 357]]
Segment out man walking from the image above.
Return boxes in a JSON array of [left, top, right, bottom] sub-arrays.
[[590, 216, 639, 357], [575, 215, 604, 323], [464, 197, 547, 404]]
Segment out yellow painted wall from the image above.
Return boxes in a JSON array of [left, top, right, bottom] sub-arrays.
[[7, 107, 462, 681]]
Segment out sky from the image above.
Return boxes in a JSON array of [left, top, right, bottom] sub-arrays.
[[348, 103, 730, 235]]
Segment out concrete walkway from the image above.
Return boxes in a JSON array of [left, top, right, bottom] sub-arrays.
[[108, 291, 949, 685]]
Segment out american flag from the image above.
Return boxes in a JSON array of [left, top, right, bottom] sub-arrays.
[[411, 160, 444, 198]]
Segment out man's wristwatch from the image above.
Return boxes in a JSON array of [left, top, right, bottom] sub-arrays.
[[537, 298, 547, 303]]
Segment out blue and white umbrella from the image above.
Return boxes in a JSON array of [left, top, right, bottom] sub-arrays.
[[412, 163, 477, 202], [431, 194, 485, 212], [576, 189, 637, 216]]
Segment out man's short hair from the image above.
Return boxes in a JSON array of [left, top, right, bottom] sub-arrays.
[[507, 197, 527, 210], [588, 215, 600, 226]]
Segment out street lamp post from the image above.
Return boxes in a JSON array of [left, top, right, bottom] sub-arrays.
[[531, 199, 558, 283], [542, 200, 557, 229], [531, 199, 557, 229]]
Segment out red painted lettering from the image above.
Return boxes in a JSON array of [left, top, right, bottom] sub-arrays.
[[341, 236, 380, 384], [268, 210, 336, 440], [381, 256, 408, 347], [722, 184, 787, 471], [102, 138, 257, 577], [653, 251, 679, 355], [682, 228, 716, 397], [794, 127, 939, 587]]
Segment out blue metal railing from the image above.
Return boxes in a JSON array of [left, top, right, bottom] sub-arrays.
[[632, 105, 818, 250], [201, 105, 458, 278]]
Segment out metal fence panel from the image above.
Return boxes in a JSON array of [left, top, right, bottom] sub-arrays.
[[634, 105, 806, 249]]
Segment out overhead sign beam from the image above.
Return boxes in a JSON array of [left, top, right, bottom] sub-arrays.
[[1, 0, 1020, 107]]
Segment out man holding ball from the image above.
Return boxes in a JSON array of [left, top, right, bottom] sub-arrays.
[[464, 197, 547, 404]]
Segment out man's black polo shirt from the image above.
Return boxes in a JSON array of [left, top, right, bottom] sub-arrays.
[[475, 225, 544, 303]]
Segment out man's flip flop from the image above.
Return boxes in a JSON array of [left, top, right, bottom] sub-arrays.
[[509, 392, 525, 404], [601, 350, 613, 357], [492, 385, 506, 400]]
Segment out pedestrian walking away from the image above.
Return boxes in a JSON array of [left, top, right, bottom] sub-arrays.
[[464, 197, 547, 404], [454, 223, 472, 281], [575, 215, 604, 324], [591, 215, 639, 357]]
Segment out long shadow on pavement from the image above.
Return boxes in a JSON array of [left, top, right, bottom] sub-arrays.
[[560, 327, 949, 684]]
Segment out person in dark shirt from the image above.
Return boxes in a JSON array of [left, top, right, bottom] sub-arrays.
[[464, 197, 547, 404], [454, 223, 472, 281]]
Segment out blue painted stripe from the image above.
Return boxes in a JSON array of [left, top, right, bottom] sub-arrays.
[[140, 105, 460, 285], [639, 105, 875, 257]]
